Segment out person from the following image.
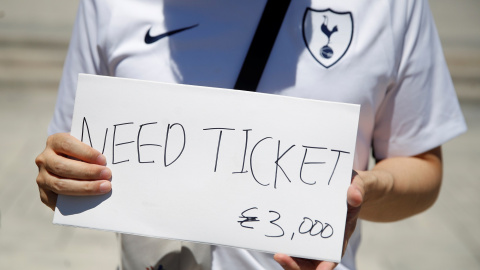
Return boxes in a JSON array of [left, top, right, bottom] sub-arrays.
[[35, 0, 467, 269]]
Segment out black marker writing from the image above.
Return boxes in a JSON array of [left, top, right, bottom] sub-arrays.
[[328, 149, 350, 185], [265, 210, 284, 238], [101, 128, 108, 155], [298, 217, 334, 238], [137, 122, 161, 164], [274, 141, 295, 189], [238, 207, 260, 229], [81, 117, 108, 156], [81, 117, 93, 148], [112, 122, 134, 165], [164, 123, 186, 167], [299, 146, 327, 185], [232, 129, 251, 174], [203, 128, 235, 172], [249, 137, 272, 186], [80, 119, 352, 188], [238, 207, 334, 240]]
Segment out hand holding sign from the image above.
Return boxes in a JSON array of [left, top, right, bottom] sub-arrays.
[[275, 170, 364, 270], [35, 132, 112, 210], [53, 74, 360, 262]]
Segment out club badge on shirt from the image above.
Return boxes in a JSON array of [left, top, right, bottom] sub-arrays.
[[302, 8, 354, 68]]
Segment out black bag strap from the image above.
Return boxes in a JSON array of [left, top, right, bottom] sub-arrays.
[[234, 0, 291, 92]]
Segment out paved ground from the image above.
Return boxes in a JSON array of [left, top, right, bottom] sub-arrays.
[[0, 0, 478, 269]]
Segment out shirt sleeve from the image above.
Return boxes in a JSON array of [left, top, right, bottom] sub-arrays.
[[48, 0, 109, 135], [372, 0, 467, 160]]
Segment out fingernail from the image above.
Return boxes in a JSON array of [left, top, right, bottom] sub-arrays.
[[96, 154, 107, 165], [99, 181, 111, 193], [100, 168, 111, 179]]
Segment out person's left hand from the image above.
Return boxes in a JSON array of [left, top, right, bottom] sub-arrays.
[[274, 171, 365, 270]]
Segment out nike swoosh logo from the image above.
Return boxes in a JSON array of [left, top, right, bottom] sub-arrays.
[[144, 24, 199, 44]]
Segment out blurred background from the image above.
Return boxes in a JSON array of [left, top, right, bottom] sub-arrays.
[[0, 0, 478, 269]]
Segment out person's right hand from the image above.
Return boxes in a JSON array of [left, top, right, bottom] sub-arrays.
[[35, 133, 112, 210]]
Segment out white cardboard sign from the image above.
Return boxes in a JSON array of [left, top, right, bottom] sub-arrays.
[[53, 74, 360, 262]]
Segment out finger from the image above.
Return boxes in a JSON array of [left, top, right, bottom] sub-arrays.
[[347, 174, 365, 207], [50, 178, 111, 196], [39, 187, 58, 211], [274, 254, 301, 270], [316, 261, 337, 270], [48, 133, 106, 165], [294, 258, 321, 269], [351, 169, 358, 182], [37, 168, 111, 196], [43, 150, 111, 180], [346, 175, 364, 225]]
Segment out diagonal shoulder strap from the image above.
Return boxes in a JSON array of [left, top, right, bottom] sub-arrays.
[[234, 0, 291, 92]]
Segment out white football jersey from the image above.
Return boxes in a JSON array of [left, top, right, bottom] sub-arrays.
[[49, 0, 466, 269]]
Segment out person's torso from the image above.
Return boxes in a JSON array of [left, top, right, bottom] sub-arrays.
[[96, 1, 409, 269]]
